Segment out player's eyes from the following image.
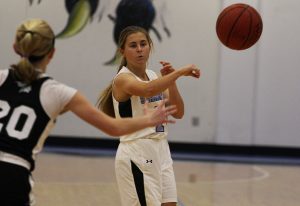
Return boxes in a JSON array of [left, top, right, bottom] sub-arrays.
[[141, 43, 147, 47], [129, 44, 137, 48]]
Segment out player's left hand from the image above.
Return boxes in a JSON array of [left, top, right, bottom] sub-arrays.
[[160, 61, 175, 76]]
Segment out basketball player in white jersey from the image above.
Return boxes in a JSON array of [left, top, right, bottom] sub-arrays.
[[98, 26, 200, 206], [0, 19, 177, 206]]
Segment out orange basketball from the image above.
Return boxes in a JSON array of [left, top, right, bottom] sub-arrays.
[[216, 3, 263, 50]]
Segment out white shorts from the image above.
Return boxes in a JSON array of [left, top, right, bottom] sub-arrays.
[[115, 138, 177, 206]]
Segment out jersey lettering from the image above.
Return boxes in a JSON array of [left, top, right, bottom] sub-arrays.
[[0, 100, 37, 140], [0, 100, 10, 131]]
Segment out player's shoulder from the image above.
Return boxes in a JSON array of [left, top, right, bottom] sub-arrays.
[[0, 68, 10, 86], [115, 67, 136, 79], [118, 66, 131, 74], [41, 76, 74, 92], [40, 76, 58, 87], [0, 68, 9, 75], [146, 69, 157, 75], [146, 69, 158, 79], [40, 77, 77, 106]]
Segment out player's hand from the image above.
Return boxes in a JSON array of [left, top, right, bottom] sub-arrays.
[[160, 61, 175, 76], [143, 99, 177, 125], [180, 64, 201, 78]]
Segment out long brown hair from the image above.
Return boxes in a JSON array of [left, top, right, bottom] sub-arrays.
[[96, 26, 153, 117], [11, 19, 55, 85]]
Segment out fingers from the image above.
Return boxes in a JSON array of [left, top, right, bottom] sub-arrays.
[[160, 98, 177, 116], [189, 64, 200, 78], [159, 61, 170, 66], [163, 104, 177, 124], [147, 98, 177, 125], [164, 105, 177, 116], [180, 64, 200, 78], [192, 69, 201, 78], [160, 62, 174, 76], [143, 99, 149, 114], [164, 119, 176, 124], [160, 61, 173, 69], [158, 98, 169, 107], [156, 98, 165, 110], [156, 99, 177, 124]]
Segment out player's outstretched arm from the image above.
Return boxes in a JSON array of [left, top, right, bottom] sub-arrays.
[[64, 92, 177, 136], [114, 64, 200, 99]]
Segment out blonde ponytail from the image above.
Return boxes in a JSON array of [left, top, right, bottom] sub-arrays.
[[12, 57, 39, 85], [96, 84, 115, 117], [12, 19, 55, 84]]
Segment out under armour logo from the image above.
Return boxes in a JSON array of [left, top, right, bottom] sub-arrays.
[[146, 160, 153, 163]]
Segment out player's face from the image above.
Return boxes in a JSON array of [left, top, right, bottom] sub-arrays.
[[121, 32, 150, 68]]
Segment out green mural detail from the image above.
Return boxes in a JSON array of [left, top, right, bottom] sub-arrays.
[[56, 0, 91, 39], [29, 0, 171, 65]]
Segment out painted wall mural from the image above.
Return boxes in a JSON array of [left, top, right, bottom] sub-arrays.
[[28, 0, 171, 65]]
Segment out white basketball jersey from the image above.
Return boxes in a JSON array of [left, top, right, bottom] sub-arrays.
[[112, 66, 168, 142]]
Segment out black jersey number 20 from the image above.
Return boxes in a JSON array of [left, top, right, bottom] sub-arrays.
[[0, 100, 36, 140]]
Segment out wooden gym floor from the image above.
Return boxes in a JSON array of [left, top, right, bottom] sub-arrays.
[[32, 150, 300, 206]]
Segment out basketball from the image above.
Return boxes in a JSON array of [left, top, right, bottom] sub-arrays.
[[216, 3, 263, 50]]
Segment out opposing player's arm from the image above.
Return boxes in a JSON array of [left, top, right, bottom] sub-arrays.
[[63, 92, 177, 136]]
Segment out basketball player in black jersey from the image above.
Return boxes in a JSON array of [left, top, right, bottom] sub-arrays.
[[0, 19, 177, 206]]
